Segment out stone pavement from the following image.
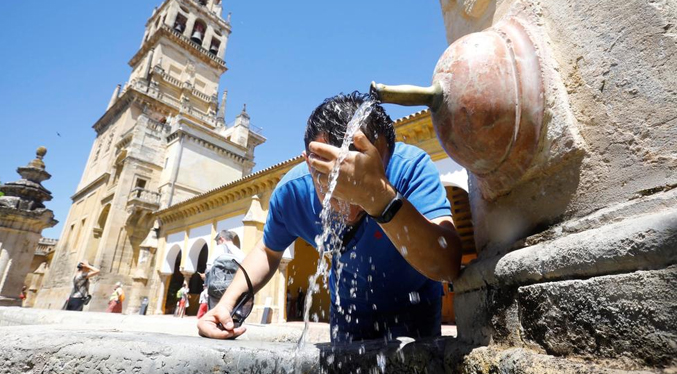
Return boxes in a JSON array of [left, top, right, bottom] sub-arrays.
[[0, 307, 650, 373], [0, 306, 456, 342]]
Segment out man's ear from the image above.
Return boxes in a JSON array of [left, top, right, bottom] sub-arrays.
[[303, 150, 314, 170]]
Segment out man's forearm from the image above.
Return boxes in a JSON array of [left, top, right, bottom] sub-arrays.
[[379, 197, 462, 283], [218, 240, 283, 309]]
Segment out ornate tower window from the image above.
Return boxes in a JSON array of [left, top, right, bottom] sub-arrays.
[[209, 37, 221, 55], [173, 13, 187, 34], [191, 19, 207, 46]]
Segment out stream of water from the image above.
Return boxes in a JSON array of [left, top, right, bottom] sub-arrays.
[[296, 99, 376, 350]]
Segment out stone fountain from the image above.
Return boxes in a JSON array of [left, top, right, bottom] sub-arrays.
[[372, 0, 677, 372], [0, 147, 57, 306]]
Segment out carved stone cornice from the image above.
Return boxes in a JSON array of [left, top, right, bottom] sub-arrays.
[[129, 25, 227, 73], [166, 128, 249, 165], [155, 155, 303, 224], [394, 109, 434, 145], [71, 173, 110, 202], [0, 207, 57, 233]]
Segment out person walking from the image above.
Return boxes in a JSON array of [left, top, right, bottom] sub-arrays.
[[19, 285, 27, 307], [66, 260, 100, 311], [105, 282, 125, 313], [197, 284, 209, 319], [176, 282, 190, 318]]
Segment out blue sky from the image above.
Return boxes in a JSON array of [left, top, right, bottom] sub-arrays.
[[0, 1, 448, 238]]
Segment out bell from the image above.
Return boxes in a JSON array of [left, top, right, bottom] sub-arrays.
[[191, 31, 203, 44], [209, 45, 219, 55], [174, 23, 184, 33]]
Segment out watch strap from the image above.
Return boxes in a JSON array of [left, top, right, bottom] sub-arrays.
[[370, 191, 403, 224]]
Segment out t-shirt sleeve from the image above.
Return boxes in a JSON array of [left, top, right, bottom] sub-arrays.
[[398, 153, 452, 220], [263, 184, 298, 251]]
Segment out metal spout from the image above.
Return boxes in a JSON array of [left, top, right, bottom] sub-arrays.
[[370, 81, 443, 111]]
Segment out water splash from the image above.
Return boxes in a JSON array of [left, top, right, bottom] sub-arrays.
[[376, 352, 387, 373], [297, 99, 376, 350]]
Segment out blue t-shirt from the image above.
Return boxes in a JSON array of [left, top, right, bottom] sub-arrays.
[[263, 142, 451, 313]]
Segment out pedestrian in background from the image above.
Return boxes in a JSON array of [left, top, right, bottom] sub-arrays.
[[176, 282, 190, 318], [197, 284, 209, 319], [105, 282, 125, 313], [66, 260, 100, 311]]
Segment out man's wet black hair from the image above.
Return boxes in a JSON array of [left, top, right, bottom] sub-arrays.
[[304, 91, 395, 154]]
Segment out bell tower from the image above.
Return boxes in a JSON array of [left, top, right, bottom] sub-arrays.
[[35, 0, 265, 313]]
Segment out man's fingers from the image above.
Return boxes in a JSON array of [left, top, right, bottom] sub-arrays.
[[352, 131, 374, 153], [197, 312, 247, 340], [307, 153, 333, 174], [308, 141, 339, 160]]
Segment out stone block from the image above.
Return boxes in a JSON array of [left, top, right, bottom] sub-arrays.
[[456, 346, 659, 374], [518, 267, 677, 367]]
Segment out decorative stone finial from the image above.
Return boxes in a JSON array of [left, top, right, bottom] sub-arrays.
[[242, 103, 247, 113], [28, 147, 47, 170]]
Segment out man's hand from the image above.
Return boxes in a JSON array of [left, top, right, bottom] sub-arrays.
[[306, 130, 395, 215], [197, 304, 246, 339]]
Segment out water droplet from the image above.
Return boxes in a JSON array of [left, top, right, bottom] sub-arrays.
[[367, 275, 372, 283], [400, 246, 408, 256], [377, 352, 386, 373], [327, 354, 335, 364], [372, 304, 377, 311], [438, 236, 447, 248], [312, 313, 319, 322], [404, 226, 408, 233], [409, 291, 421, 304], [350, 252, 357, 259]]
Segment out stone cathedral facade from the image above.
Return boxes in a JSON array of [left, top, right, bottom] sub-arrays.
[[35, 0, 265, 313]]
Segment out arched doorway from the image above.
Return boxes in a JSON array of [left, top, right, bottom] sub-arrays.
[[186, 243, 208, 315], [164, 250, 183, 315]]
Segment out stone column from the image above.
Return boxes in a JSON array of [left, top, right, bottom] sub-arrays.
[[164, 4, 179, 28], [202, 26, 214, 51], [276, 261, 289, 323], [184, 15, 197, 39]]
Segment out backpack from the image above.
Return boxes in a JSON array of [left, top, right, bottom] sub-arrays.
[[206, 253, 240, 308], [118, 289, 125, 303]]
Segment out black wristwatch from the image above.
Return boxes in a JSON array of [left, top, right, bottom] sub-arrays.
[[369, 191, 404, 224]]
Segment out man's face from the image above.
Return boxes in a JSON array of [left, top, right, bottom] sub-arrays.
[[305, 133, 391, 225]]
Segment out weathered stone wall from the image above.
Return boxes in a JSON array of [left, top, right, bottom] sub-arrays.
[[438, 0, 677, 372]]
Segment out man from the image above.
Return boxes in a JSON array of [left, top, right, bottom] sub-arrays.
[[214, 230, 245, 262], [204, 230, 248, 310], [200, 230, 244, 282], [198, 92, 462, 342]]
